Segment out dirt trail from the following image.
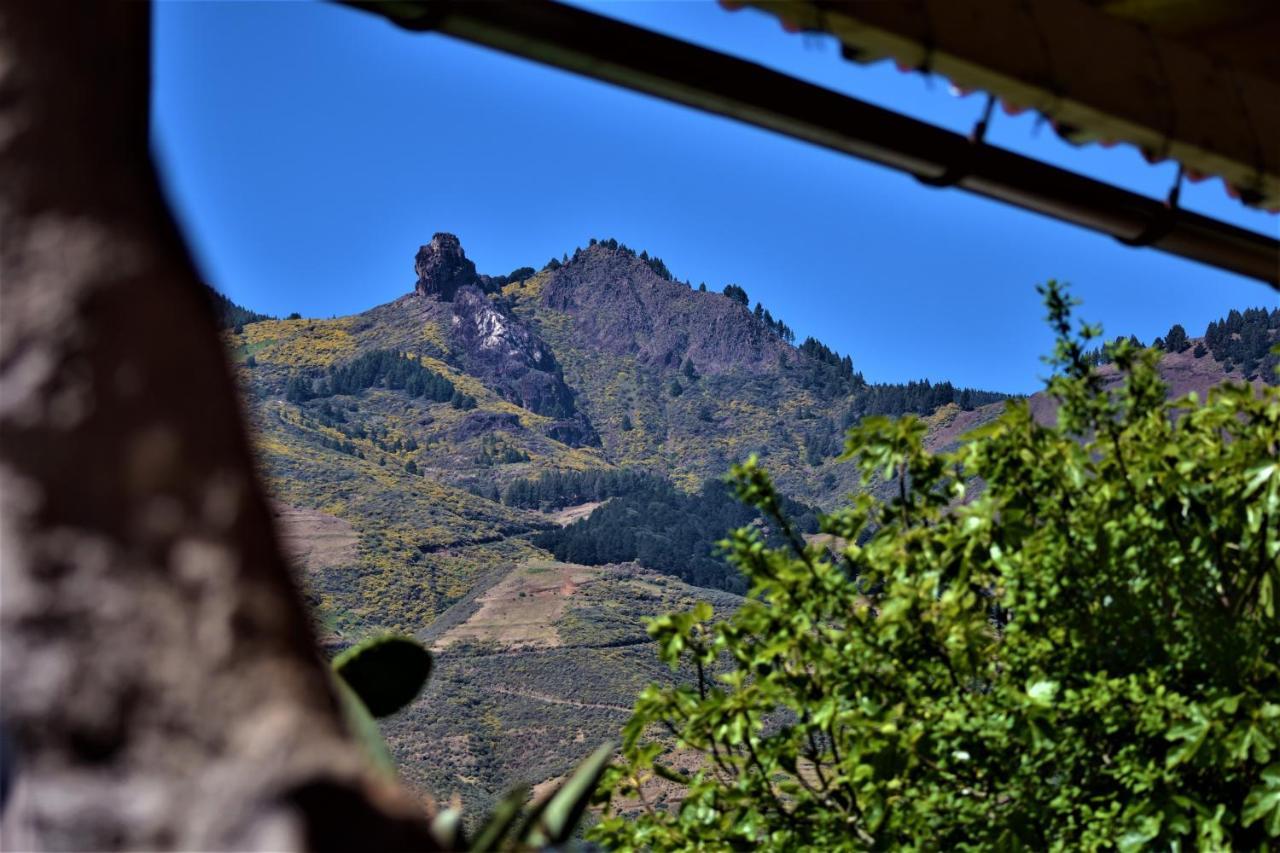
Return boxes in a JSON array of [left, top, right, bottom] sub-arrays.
[[547, 501, 603, 527], [483, 685, 632, 714]]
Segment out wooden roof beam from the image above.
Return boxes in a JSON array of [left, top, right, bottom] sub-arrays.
[[738, 0, 1280, 211], [341, 0, 1279, 287]]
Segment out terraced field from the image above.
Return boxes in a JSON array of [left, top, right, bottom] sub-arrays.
[[431, 559, 600, 651], [392, 555, 741, 815]]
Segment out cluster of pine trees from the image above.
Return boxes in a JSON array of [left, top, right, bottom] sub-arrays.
[[753, 302, 795, 342], [1080, 308, 1278, 383], [1082, 335, 1145, 367], [796, 337, 866, 398], [567, 238, 677, 282], [543, 237, 681, 283], [722, 284, 749, 306], [720, 282, 796, 343], [500, 467, 666, 510], [533, 478, 819, 593], [308, 399, 355, 429], [844, 380, 1006, 422], [316, 434, 363, 459], [1152, 323, 1190, 353], [636, 248, 672, 281], [473, 434, 530, 467], [1203, 307, 1279, 381], [477, 265, 538, 294], [795, 381, 1007, 466], [285, 349, 475, 408], [206, 285, 272, 330]]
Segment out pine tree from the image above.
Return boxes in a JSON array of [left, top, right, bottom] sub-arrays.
[[723, 284, 749, 306], [1163, 323, 1190, 353]]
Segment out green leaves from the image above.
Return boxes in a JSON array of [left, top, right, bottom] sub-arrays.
[[1026, 679, 1059, 707], [1243, 764, 1280, 837], [331, 634, 433, 776], [591, 283, 1280, 851], [521, 741, 615, 847], [416, 742, 615, 851], [332, 634, 432, 718]]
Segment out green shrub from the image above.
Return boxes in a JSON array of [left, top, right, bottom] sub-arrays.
[[593, 282, 1280, 850]]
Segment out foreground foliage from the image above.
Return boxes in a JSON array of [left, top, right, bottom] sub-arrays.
[[593, 283, 1280, 850]]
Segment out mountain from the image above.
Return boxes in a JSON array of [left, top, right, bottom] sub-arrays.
[[221, 233, 1274, 813]]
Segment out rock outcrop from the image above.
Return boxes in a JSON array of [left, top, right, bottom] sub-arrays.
[[452, 410, 523, 441], [415, 232, 482, 301], [448, 284, 599, 446]]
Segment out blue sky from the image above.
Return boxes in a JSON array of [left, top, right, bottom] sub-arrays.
[[151, 1, 1277, 395]]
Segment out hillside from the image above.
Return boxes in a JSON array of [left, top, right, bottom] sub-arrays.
[[225, 234, 1016, 635], [499, 238, 1008, 503], [221, 233, 1275, 814]]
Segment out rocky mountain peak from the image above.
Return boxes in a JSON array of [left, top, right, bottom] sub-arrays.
[[415, 232, 479, 301], [539, 242, 792, 375]]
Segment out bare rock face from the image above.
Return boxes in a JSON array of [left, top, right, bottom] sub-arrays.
[[414, 233, 480, 301], [403, 235, 599, 447], [451, 285, 558, 375], [448, 285, 599, 447]]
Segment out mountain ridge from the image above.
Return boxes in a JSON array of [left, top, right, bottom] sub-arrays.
[[216, 233, 1275, 815]]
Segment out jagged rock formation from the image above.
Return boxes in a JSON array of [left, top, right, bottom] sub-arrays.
[[449, 286, 573, 415], [414, 232, 489, 301], [411, 235, 599, 446]]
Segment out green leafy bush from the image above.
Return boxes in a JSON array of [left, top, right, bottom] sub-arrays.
[[593, 282, 1280, 850]]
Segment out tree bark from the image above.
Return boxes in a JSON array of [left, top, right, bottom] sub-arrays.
[[0, 3, 434, 849]]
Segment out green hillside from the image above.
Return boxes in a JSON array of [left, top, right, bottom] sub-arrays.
[[218, 234, 1273, 815]]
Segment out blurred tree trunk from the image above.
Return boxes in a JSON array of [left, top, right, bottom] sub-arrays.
[[0, 4, 433, 849]]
